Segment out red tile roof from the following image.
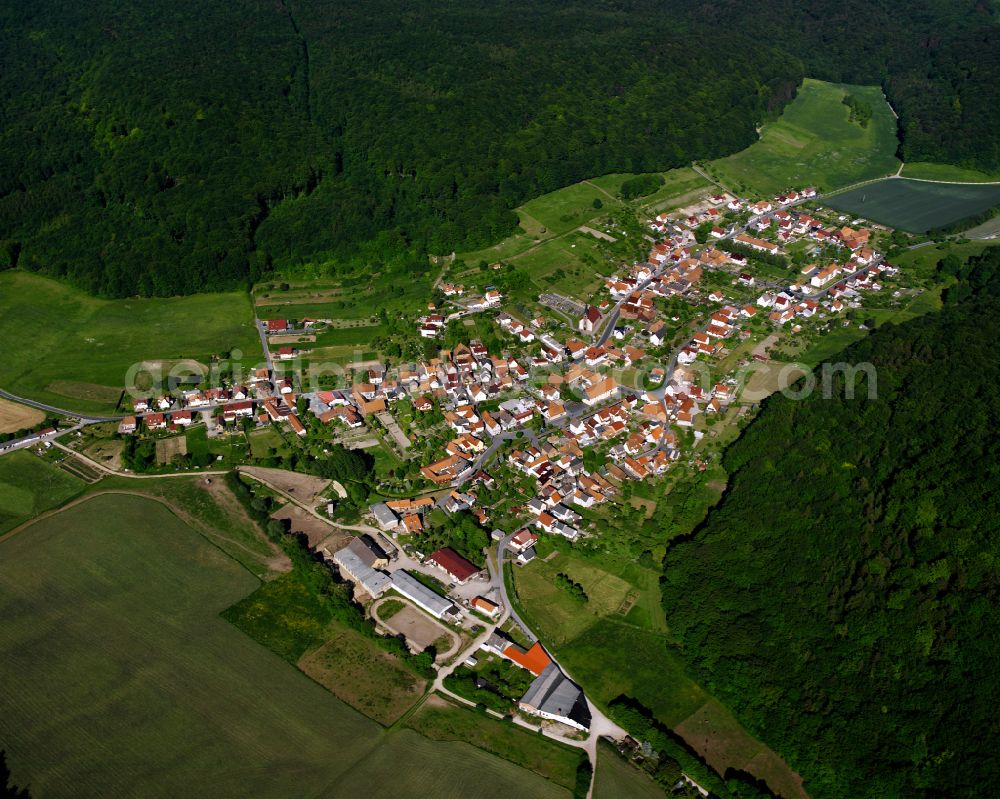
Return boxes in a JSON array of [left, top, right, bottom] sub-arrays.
[[427, 547, 479, 582], [503, 641, 552, 676]]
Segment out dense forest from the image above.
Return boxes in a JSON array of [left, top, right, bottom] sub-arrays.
[[1, 0, 998, 297], [0, 0, 800, 296], [660, 247, 1000, 799], [685, 0, 1000, 170]]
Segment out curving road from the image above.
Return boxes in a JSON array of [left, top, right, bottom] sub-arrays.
[[0, 388, 123, 423]]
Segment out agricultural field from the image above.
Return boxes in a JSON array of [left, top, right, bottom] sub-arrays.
[[91, 474, 284, 577], [0, 398, 45, 434], [0, 450, 85, 535], [707, 79, 900, 196], [823, 178, 1000, 233], [331, 728, 572, 799], [0, 492, 576, 798], [0, 493, 381, 798], [405, 695, 586, 792], [593, 741, 667, 799], [0, 271, 261, 414], [962, 214, 1000, 240]]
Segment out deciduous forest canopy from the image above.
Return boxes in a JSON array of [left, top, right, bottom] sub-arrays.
[[1, 0, 998, 298], [661, 247, 1000, 799]]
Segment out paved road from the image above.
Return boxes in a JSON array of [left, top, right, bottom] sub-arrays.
[[454, 428, 538, 487], [255, 320, 275, 373], [595, 262, 670, 347], [489, 532, 628, 774], [424, 531, 626, 796], [0, 423, 83, 456], [0, 388, 123, 423]]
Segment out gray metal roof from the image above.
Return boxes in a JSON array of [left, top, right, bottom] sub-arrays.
[[333, 546, 391, 596], [520, 663, 591, 729], [390, 570, 455, 618], [369, 502, 399, 529]]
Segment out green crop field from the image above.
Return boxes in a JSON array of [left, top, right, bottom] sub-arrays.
[[822, 178, 1000, 232], [0, 271, 261, 414], [0, 493, 379, 798], [0, 450, 85, 535], [593, 741, 667, 799], [332, 729, 571, 799], [708, 78, 900, 196], [0, 492, 575, 798]]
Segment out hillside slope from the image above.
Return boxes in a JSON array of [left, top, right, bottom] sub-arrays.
[[661, 247, 1000, 799], [0, 0, 800, 296]]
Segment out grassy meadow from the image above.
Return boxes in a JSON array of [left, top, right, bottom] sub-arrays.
[[0, 271, 261, 414], [593, 741, 667, 799], [405, 696, 586, 791], [511, 535, 805, 796], [900, 162, 1000, 182], [708, 78, 900, 195], [512, 548, 664, 646], [0, 450, 85, 535], [449, 168, 711, 309], [0, 491, 576, 798], [822, 178, 1000, 232]]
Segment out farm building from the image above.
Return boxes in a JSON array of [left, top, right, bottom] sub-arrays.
[[332, 543, 391, 598], [519, 663, 592, 732], [390, 570, 459, 620], [426, 547, 481, 584]]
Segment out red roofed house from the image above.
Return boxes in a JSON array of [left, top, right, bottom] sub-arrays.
[[508, 528, 539, 553], [265, 319, 289, 333], [502, 641, 552, 676], [426, 547, 481, 584], [472, 596, 500, 617]]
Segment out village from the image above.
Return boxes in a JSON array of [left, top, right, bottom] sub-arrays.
[[59, 181, 904, 743]]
